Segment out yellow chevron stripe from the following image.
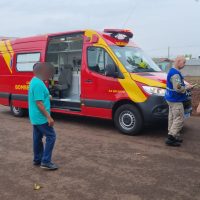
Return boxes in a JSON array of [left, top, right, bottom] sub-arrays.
[[6, 40, 14, 57], [0, 41, 12, 73], [118, 73, 147, 102]]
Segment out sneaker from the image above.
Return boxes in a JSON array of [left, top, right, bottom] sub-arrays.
[[165, 135, 181, 147], [40, 162, 58, 170], [175, 138, 183, 143], [33, 161, 41, 166]]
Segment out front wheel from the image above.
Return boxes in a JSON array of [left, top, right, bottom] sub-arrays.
[[10, 102, 26, 117], [114, 104, 143, 135]]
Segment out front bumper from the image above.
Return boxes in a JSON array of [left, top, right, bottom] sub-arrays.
[[137, 95, 168, 123]]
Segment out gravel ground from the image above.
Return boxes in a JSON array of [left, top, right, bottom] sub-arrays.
[[0, 105, 200, 200]]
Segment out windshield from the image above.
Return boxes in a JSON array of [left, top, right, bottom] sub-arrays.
[[110, 46, 161, 73]]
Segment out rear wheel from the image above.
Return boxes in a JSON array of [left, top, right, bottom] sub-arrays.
[[10, 102, 26, 117], [114, 104, 143, 135]]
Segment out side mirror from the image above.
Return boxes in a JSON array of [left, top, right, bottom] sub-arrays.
[[105, 64, 118, 78]]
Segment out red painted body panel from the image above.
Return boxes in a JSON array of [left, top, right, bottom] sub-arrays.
[[0, 98, 9, 106], [12, 100, 28, 108], [81, 106, 112, 119], [52, 106, 112, 119]]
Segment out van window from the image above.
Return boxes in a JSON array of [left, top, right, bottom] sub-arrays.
[[87, 47, 116, 75], [16, 53, 40, 71], [110, 46, 161, 73]]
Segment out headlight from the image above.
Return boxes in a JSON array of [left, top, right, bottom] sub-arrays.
[[142, 86, 166, 96]]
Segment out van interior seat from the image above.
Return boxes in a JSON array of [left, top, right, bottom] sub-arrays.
[[54, 64, 72, 91]]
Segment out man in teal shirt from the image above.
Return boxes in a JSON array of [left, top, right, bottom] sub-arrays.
[[28, 62, 58, 170]]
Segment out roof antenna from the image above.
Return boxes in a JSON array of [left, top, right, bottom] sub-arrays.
[[122, 0, 139, 28]]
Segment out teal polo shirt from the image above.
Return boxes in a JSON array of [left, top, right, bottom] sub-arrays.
[[28, 77, 50, 125]]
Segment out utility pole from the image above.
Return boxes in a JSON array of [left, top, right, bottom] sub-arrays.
[[167, 46, 170, 59]]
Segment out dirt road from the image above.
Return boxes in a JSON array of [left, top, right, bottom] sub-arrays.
[[0, 105, 200, 200]]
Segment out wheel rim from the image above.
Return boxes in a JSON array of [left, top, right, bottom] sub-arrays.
[[12, 106, 21, 115], [119, 110, 136, 131]]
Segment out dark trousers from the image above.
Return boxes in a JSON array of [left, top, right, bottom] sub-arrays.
[[33, 123, 56, 164]]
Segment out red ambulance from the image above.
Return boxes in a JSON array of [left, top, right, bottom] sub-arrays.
[[0, 29, 169, 135]]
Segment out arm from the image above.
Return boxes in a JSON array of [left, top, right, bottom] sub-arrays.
[[36, 101, 54, 126], [170, 74, 186, 93]]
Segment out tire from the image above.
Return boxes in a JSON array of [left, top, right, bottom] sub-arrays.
[[10, 101, 26, 117], [114, 104, 143, 135]]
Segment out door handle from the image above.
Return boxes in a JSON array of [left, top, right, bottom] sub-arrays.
[[85, 79, 93, 83]]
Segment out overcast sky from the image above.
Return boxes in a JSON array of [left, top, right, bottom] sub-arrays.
[[0, 0, 200, 58]]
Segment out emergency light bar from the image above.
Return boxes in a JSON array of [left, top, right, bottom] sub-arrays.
[[104, 29, 133, 40]]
